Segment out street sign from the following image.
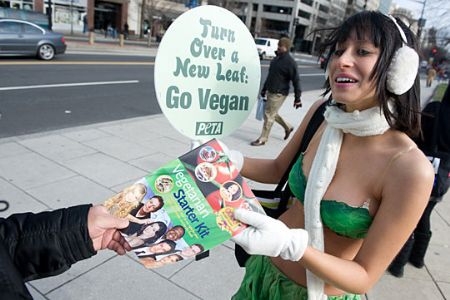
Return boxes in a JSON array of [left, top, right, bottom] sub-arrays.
[[418, 18, 426, 28], [154, 5, 261, 140]]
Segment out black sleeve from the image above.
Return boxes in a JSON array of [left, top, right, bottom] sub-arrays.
[[0, 204, 96, 282], [290, 58, 302, 100], [416, 102, 440, 151]]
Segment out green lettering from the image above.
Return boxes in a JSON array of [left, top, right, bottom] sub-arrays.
[[190, 38, 202, 57], [219, 94, 229, 115], [216, 63, 225, 81], [173, 57, 189, 77], [239, 96, 249, 110], [198, 88, 210, 109]]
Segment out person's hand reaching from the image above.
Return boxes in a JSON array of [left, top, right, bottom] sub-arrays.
[[231, 209, 309, 261], [88, 205, 131, 255]]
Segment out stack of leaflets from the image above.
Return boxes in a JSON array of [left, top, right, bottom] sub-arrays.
[[103, 139, 264, 269]]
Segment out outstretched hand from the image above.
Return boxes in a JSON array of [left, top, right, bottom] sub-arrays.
[[88, 205, 131, 255], [231, 209, 308, 261]]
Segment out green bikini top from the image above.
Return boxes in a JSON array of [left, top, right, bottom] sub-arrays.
[[288, 154, 373, 239]]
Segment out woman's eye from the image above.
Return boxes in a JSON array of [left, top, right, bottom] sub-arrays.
[[357, 49, 370, 56], [333, 49, 344, 56]]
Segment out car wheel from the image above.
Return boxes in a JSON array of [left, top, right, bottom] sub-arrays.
[[37, 44, 55, 60]]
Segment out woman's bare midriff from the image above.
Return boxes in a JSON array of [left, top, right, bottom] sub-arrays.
[[270, 200, 364, 296]]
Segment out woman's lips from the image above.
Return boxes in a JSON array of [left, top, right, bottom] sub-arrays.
[[334, 74, 358, 88]]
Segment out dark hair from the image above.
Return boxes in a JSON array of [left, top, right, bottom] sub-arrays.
[[167, 225, 185, 238], [165, 254, 183, 262], [153, 239, 177, 253], [223, 181, 242, 201], [191, 243, 204, 253], [319, 11, 422, 137], [136, 221, 167, 239], [150, 195, 164, 211]]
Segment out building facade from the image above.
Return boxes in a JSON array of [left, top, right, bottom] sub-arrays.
[[231, 0, 346, 53]]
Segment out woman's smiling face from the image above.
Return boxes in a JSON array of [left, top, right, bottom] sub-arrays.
[[142, 223, 160, 237], [328, 33, 380, 111], [143, 197, 160, 213]]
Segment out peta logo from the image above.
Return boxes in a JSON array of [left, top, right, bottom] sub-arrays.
[[196, 122, 223, 136]]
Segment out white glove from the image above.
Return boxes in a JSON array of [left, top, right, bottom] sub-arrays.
[[217, 140, 244, 172], [190, 139, 208, 150], [231, 209, 308, 261]]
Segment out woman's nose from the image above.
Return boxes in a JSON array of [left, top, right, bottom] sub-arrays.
[[336, 50, 354, 68]]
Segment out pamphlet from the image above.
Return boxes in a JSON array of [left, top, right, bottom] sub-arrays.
[[103, 139, 263, 268]]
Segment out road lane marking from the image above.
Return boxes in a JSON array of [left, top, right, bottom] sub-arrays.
[[299, 73, 326, 77], [0, 80, 139, 91], [0, 61, 155, 65]]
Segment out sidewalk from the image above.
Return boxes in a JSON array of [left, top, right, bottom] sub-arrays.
[[0, 72, 448, 298], [63, 35, 320, 64]]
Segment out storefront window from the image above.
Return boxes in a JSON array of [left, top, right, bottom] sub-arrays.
[[0, 0, 33, 10]]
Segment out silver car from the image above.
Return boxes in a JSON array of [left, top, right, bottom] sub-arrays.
[[0, 19, 66, 60]]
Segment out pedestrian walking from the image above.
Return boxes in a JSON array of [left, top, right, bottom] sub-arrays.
[[426, 66, 436, 87], [223, 11, 433, 299], [124, 22, 129, 39], [82, 14, 88, 34], [388, 82, 450, 277], [250, 37, 302, 146]]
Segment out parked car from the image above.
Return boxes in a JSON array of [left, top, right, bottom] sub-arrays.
[[420, 60, 428, 70], [0, 19, 66, 60], [255, 37, 278, 60], [319, 50, 330, 69], [0, 7, 49, 29]]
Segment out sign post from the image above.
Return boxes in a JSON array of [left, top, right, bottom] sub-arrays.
[[154, 5, 261, 142]]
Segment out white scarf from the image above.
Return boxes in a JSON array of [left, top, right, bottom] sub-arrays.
[[305, 103, 391, 300]]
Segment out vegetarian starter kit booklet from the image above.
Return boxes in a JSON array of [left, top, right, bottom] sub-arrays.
[[103, 139, 263, 269]]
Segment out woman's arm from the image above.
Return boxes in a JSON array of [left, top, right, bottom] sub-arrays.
[[299, 149, 434, 294], [127, 214, 148, 224], [241, 99, 326, 184]]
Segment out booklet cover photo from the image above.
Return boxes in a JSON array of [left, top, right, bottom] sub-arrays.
[[103, 139, 263, 269]]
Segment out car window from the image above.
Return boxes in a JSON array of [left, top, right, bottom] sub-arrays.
[[0, 21, 21, 34], [267, 41, 270, 46], [255, 39, 267, 46], [23, 24, 42, 34]]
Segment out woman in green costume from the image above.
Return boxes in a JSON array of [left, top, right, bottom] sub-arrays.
[[226, 11, 434, 300]]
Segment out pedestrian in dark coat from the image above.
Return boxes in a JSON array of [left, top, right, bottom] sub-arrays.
[[389, 81, 450, 277], [251, 37, 302, 146]]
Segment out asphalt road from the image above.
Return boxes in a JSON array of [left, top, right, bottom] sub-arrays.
[[0, 54, 326, 138]]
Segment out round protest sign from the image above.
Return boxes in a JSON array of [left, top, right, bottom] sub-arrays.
[[154, 5, 261, 139]]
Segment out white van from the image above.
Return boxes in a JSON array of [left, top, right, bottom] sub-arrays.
[[254, 37, 279, 60]]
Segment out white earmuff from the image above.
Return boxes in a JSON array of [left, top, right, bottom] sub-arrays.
[[386, 15, 419, 95]]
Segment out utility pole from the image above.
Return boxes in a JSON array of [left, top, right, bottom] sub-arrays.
[[47, 0, 53, 30], [416, 0, 427, 41], [139, 0, 147, 38], [70, 0, 74, 35]]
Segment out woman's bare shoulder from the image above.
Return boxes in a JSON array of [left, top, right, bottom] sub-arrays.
[[382, 133, 434, 199]]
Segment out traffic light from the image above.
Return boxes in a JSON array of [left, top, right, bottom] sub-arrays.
[[432, 48, 437, 55]]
